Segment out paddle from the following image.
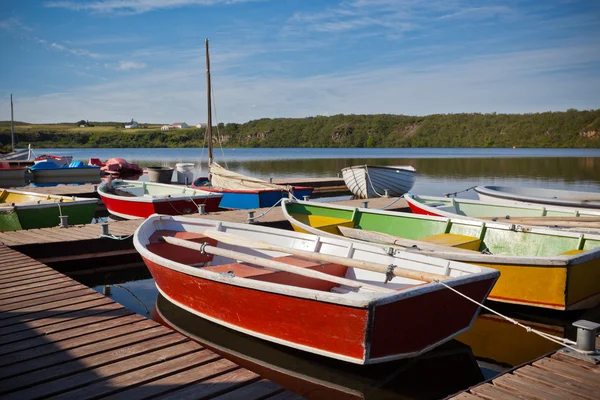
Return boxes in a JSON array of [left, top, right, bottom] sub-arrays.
[[161, 236, 395, 293], [202, 230, 450, 283], [337, 226, 476, 254]]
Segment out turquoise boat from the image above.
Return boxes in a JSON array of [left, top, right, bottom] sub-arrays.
[[0, 188, 98, 231]]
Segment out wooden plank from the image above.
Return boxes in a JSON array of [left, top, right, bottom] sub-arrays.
[[494, 374, 579, 400], [103, 361, 248, 400], [14, 347, 214, 400], [0, 259, 43, 271], [5, 230, 54, 243], [0, 286, 96, 312], [0, 270, 62, 286], [0, 276, 75, 298], [0, 314, 150, 367], [551, 352, 600, 371], [0, 332, 185, 395], [0, 293, 105, 326], [0, 273, 70, 291], [210, 378, 283, 400], [0, 301, 125, 343], [470, 383, 531, 400], [264, 391, 306, 400], [533, 358, 600, 387], [0, 281, 83, 306], [450, 393, 483, 400], [0, 297, 115, 336], [514, 365, 599, 400], [0, 233, 33, 246], [0, 309, 134, 355], [0, 325, 171, 378], [0, 265, 53, 279]]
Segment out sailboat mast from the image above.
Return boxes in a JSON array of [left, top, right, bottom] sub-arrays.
[[10, 94, 15, 152], [205, 39, 213, 166]]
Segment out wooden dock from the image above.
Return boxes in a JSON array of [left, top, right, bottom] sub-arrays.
[[0, 196, 408, 274], [18, 177, 351, 199], [453, 339, 600, 400], [0, 244, 302, 399]]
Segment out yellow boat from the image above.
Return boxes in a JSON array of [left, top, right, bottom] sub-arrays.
[[281, 199, 600, 311], [0, 188, 98, 231]]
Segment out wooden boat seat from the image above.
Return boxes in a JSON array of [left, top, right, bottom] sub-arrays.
[[293, 214, 354, 235], [419, 233, 481, 250], [147, 230, 218, 265], [560, 250, 587, 255], [204, 256, 349, 292]]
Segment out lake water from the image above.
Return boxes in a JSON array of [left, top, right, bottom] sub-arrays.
[[22, 147, 600, 196], [35, 147, 600, 399]]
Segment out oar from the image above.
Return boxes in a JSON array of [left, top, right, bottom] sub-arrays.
[[161, 236, 394, 293], [337, 226, 475, 254], [202, 230, 450, 283]]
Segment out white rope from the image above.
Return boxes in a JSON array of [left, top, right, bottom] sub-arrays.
[[100, 233, 134, 240], [379, 196, 403, 209], [433, 278, 594, 355], [248, 197, 285, 222], [56, 201, 63, 217], [363, 165, 386, 198]]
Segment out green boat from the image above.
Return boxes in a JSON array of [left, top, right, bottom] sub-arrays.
[[281, 198, 600, 311], [0, 188, 98, 231]]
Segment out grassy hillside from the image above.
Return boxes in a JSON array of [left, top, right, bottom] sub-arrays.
[[1, 109, 598, 150]]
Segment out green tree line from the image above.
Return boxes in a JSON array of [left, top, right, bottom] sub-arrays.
[[1, 109, 599, 150]]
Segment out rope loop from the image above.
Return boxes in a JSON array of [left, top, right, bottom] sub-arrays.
[[384, 264, 396, 284]]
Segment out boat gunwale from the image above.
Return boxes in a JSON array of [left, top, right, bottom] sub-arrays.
[[474, 186, 600, 208], [280, 199, 600, 266], [134, 214, 498, 309], [0, 188, 99, 210], [404, 193, 600, 218], [98, 179, 223, 204], [341, 165, 417, 174]]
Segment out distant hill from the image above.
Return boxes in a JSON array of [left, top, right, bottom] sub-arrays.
[[1, 110, 598, 148]]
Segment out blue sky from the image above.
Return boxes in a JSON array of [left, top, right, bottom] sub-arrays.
[[0, 0, 599, 124]]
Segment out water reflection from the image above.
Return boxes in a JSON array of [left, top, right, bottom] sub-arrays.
[[152, 293, 484, 400], [83, 269, 600, 399]]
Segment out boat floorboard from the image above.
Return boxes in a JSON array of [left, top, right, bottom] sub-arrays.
[[0, 245, 302, 399], [452, 340, 600, 400]]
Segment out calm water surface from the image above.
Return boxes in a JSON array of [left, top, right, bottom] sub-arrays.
[[63, 147, 599, 399]]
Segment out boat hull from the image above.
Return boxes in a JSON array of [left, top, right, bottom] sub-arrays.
[[135, 215, 498, 364], [0, 167, 27, 180], [31, 167, 101, 179], [342, 165, 416, 199], [282, 199, 600, 311], [474, 186, 600, 210], [143, 255, 494, 364], [193, 178, 314, 209], [0, 189, 97, 231], [98, 180, 222, 219]]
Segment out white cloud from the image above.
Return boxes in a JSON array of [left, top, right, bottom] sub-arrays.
[[112, 60, 147, 70], [44, 0, 264, 15], [11, 41, 600, 124], [0, 17, 33, 31], [50, 42, 103, 58]]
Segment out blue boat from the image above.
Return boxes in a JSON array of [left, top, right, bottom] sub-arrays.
[[191, 39, 313, 210], [192, 176, 313, 209]]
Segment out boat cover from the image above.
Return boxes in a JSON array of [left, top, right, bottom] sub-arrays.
[[209, 162, 289, 191]]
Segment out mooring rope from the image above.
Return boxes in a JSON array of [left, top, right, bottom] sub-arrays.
[[433, 278, 593, 355], [247, 197, 286, 222], [379, 196, 404, 209], [100, 233, 134, 241], [107, 284, 151, 316], [363, 165, 386, 198], [443, 186, 476, 198]]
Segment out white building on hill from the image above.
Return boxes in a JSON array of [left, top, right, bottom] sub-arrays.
[[169, 122, 189, 129]]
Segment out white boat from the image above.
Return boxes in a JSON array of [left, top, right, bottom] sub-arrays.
[[474, 186, 600, 210], [342, 165, 416, 199], [134, 214, 499, 364]]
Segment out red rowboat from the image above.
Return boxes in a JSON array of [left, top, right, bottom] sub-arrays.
[[98, 179, 222, 219], [134, 214, 499, 364]]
